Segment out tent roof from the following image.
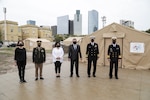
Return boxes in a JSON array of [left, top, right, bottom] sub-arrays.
[[91, 22, 150, 37], [25, 38, 50, 42], [63, 37, 83, 42]]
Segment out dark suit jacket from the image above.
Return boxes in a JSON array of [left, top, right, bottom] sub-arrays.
[[68, 44, 82, 60], [32, 47, 46, 64]]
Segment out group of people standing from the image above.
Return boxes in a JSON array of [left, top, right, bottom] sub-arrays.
[[14, 36, 121, 83]]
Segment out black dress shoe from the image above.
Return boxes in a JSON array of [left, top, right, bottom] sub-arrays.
[[70, 75, 73, 77], [115, 77, 119, 79], [35, 78, 38, 81], [93, 75, 96, 77], [40, 77, 44, 80], [109, 76, 112, 79], [88, 75, 90, 77], [22, 80, 27, 83], [76, 75, 80, 77]]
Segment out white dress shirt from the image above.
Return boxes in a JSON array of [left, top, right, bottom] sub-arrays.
[[73, 44, 77, 50], [112, 43, 116, 47], [52, 47, 64, 63]]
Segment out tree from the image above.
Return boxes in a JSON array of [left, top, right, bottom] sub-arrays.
[[54, 35, 63, 42], [145, 29, 150, 33]]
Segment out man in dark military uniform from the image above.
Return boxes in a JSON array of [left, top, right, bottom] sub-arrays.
[[107, 37, 121, 79], [32, 40, 46, 81], [86, 36, 99, 77]]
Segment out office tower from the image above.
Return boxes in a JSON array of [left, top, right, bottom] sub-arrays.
[[120, 20, 134, 28], [51, 26, 57, 36], [27, 20, 36, 25], [88, 10, 99, 34], [69, 20, 74, 35], [57, 15, 69, 34], [74, 10, 82, 35]]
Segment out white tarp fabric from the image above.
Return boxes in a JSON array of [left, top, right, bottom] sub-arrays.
[[63, 37, 83, 46], [24, 38, 52, 50], [80, 23, 150, 70]]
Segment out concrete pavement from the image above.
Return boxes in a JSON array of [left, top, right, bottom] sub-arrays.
[[0, 61, 150, 100]]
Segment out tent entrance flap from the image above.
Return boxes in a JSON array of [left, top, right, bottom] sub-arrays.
[[103, 33, 124, 68]]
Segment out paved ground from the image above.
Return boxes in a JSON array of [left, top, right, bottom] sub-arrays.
[[0, 61, 150, 100]]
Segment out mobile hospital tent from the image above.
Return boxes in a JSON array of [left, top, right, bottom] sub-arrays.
[[24, 38, 52, 51], [80, 23, 150, 70]]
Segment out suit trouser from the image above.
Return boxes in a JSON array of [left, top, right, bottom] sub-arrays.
[[109, 61, 118, 77], [54, 61, 62, 74], [35, 63, 43, 78], [17, 61, 26, 81], [87, 57, 97, 75], [70, 59, 79, 75]]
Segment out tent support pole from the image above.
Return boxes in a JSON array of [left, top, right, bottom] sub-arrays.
[[121, 38, 123, 68], [104, 38, 106, 66]]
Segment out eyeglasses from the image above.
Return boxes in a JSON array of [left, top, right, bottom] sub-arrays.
[[37, 40, 42, 43]]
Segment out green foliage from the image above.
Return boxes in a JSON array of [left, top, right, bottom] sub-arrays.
[[145, 29, 150, 33], [54, 35, 63, 42]]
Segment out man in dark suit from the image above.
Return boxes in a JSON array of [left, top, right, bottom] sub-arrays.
[[32, 40, 46, 81], [86, 36, 99, 77], [68, 38, 82, 77], [107, 37, 121, 79]]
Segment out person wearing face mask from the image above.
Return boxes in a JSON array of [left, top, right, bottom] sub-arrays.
[[14, 40, 27, 83], [107, 37, 121, 79], [32, 40, 46, 81], [68, 38, 82, 77], [86, 36, 99, 77], [52, 42, 64, 77]]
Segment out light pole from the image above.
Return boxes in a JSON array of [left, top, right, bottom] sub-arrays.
[[3, 7, 7, 43], [102, 16, 106, 28]]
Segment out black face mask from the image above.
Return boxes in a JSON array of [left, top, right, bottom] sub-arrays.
[[18, 44, 24, 46], [56, 45, 60, 47], [112, 40, 116, 44], [73, 41, 77, 44], [91, 39, 94, 42], [38, 44, 41, 47]]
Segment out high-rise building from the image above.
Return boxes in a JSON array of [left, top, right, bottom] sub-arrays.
[[88, 10, 99, 34], [27, 20, 36, 25], [51, 26, 57, 36], [69, 20, 74, 35], [74, 10, 82, 35], [120, 20, 134, 28], [57, 15, 69, 34]]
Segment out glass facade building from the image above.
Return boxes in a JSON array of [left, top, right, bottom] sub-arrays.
[[27, 20, 36, 25], [88, 10, 98, 34], [57, 15, 69, 34]]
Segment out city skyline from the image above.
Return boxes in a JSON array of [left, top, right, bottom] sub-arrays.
[[0, 0, 150, 34]]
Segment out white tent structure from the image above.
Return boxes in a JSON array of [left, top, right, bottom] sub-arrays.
[[80, 23, 150, 70], [24, 38, 52, 50]]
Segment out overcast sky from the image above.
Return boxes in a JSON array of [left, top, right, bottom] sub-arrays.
[[0, 0, 150, 34]]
